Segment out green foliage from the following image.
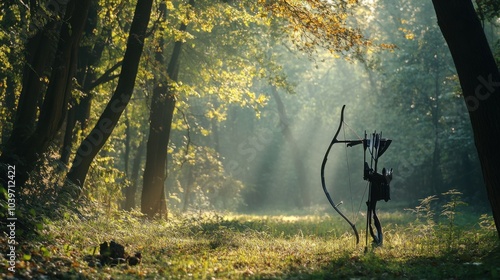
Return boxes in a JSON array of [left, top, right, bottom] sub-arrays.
[[168, 145, 245, 211], [261, 0, 372, 57], [85, 154, 128, 214], [404, 190, 492, 256], [494, 39, 500, 65], [0, 3, 25, 142], [405, 195, 437, 238], [476, 0, 500, 21], [440, 189, 468, 248]]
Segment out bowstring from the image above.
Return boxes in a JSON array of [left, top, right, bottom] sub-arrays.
[[343, 121, 363, 140], [341, 120, 365, 227]]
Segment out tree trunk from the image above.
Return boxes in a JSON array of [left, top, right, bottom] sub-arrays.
[[182, 166, 194, 212], [8, 20, 59, 145], [141, 84, 176, 217], [0, 0, 90, 187], [141, 0, 193, 217], [123, 137, 146, 210], [60, 2, 100, 166], [432, 0, 500, 237], [270, 87, 311, 208], [65, 0, 154, 192]]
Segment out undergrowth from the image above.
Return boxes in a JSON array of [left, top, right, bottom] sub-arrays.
[[0, 192, 499, 279]]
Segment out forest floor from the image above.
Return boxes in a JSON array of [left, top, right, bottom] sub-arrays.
[[1, 207, 499, 279]]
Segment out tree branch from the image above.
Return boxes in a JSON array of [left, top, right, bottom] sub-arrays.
[[85, 60, 123, 91]]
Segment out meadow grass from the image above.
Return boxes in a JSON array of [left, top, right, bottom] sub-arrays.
[[1, 206, 499, 279]]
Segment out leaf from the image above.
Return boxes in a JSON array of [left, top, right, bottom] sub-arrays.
[[40, 246, 51, 257]]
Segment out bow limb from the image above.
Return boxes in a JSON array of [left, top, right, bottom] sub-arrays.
[[321, 105, 360, 244]]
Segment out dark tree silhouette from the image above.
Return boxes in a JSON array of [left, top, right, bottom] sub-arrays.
[[432, 0, 500, 237]]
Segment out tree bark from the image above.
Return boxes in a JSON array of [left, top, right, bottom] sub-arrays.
[[432, 0, 500, 237], [141, 0, 194, 218], [65, 0, 154, 192]]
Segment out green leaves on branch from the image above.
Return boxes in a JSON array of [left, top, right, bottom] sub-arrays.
[[260, 0, 371, 55]]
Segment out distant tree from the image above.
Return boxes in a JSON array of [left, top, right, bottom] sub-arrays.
[[432, 0, 500, 237], [270, 87, 310, 208]]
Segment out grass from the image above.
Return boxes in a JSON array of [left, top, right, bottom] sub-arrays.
[[1, 207, 499, 279]]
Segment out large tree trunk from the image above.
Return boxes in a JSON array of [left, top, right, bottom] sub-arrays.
[[0, 0, 90, 187], [141, 0, 193, 218], [432, 0, 500, 237], [140, 85, 176, 217], [65, 0, 154, 193]]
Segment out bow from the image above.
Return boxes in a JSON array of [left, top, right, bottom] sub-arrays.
[[321, 105, 393, 248], [320, 105, 360, 244]]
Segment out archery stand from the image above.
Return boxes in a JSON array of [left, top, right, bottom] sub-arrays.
[[345, 132, 393, 251], [362, 132, 392, 252], [320, 105, 393, 253]]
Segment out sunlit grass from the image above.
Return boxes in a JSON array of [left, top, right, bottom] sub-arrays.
[[1, 207, 499, 279]]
